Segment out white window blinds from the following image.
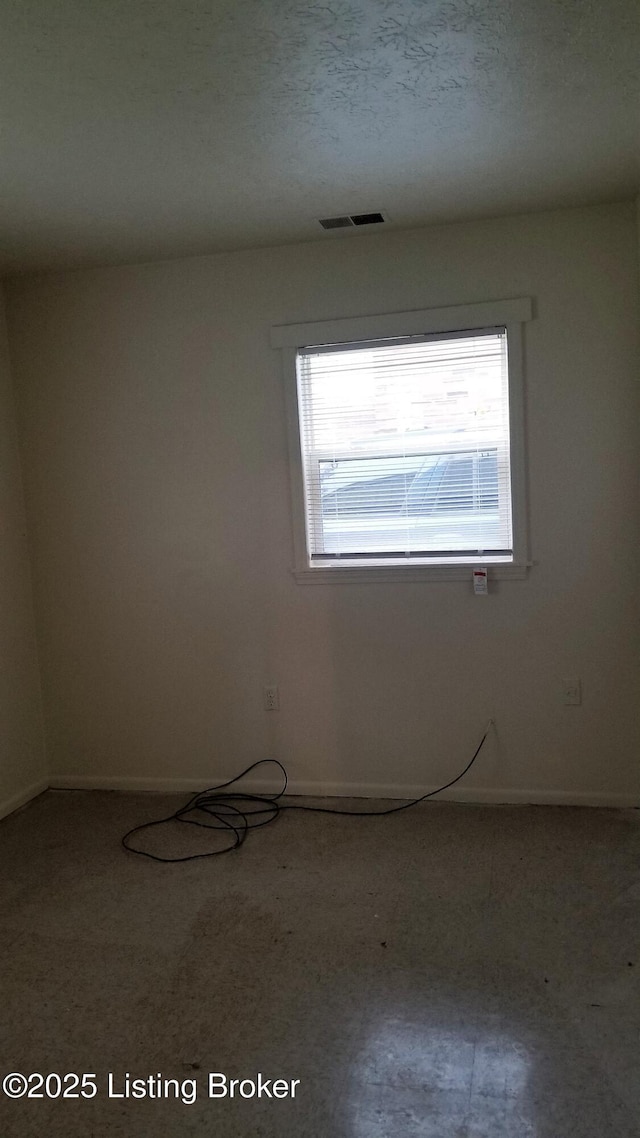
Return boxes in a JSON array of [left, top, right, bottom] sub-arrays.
[[295, 327, 513, 566]]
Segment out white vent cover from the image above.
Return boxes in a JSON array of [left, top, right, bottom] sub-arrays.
[[319, 212, 386, 230]]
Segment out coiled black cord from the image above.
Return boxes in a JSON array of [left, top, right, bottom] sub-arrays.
[[122, 719, 493, 863]]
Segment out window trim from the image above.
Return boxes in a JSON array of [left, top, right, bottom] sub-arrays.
[[271, 298, 532, 583]]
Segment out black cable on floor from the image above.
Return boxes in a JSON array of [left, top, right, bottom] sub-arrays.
[[121, 719, 494, 863]]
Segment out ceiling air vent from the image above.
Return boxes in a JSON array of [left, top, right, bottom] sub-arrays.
[[319, 212, 386, 230]]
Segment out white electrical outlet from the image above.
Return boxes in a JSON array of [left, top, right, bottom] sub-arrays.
[[264, 685, 280, 711], [562, 677, 582, 706]]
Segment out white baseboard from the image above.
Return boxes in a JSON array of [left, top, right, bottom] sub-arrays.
[[48, 773, 639, 809], [0, 779, 49, 822]]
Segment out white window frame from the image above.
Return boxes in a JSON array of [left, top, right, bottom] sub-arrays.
[[271, 298, 532, 583]]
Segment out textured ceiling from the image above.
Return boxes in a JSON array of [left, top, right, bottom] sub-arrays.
[[0, 0, 638, 273]]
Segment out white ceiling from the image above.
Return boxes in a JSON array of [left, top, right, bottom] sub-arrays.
[[1, 0, 638, 274]]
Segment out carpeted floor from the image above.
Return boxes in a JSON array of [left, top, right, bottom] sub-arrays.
[[1, 788, 640, 1136]]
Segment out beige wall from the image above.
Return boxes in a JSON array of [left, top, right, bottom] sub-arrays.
[[0, 289, 46, 816], [5, 201, 640, 803]]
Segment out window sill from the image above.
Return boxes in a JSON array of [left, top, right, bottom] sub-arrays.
[[292, 562, 532, 584]]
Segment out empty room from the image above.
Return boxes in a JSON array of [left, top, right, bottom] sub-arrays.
[[1, 1, 639, 1135]]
